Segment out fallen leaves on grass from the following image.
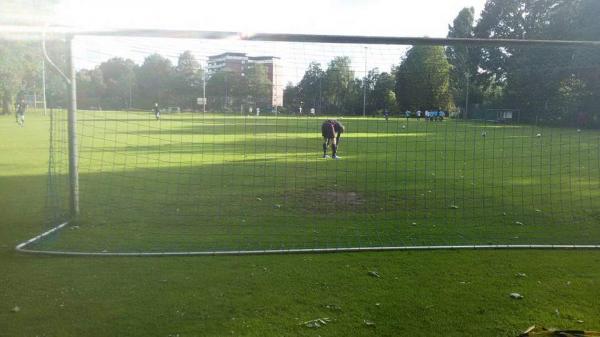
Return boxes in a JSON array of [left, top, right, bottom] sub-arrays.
[[323, 304, 342, 311], [300, 317, 332, 328], [510, 293, 524, 299], [363, 320, 376, 327], [518, 326, 600, 336]]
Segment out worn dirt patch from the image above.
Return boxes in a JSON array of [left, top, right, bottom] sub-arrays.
[[284, 189, 370, 213], [321, 191, 365, 207]]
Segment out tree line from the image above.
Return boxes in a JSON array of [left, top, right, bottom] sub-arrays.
[[78, 52, 273, 112], [283, 47, 453, 116], [284, 0, 600, 126], [0, 41, 65, 114], [447, 0, 600, 125], [0, 45, 272, 113], [76, 51, 206, 111]]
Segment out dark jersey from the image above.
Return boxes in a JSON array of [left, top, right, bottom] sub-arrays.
[[321, 121, 336, 138], [333, 121, 344, 135]]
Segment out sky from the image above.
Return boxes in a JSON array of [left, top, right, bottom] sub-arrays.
[[48, 0, 487, 37], [3, 0, 488, 84]]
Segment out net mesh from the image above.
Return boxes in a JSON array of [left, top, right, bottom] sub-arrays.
[[31, 35, 600, 253]]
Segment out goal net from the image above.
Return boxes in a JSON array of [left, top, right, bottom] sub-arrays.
[[23, 32, 600, 254]]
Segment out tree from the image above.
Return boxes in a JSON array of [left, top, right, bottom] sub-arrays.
[[297, 62, 325, 113], [395, 46, 453, 111], [99, 58, 137, 110], [135, 54, 175, 109], [447, 7, 480, 117], [370, 71, 395, 113], [474, 0, 558, 121], [473, 0, 600, 124], [173, 51, 203, 111], [346, 78, 364, 115], [0, 40, 66, 113], [0, 41, 47, 114], [245, 64, 272, 109], [283, 82, 300, 113], [0, 42, 26, 114], [206, 69, 246, 111], [550, 75, 591, 123], [323, 56, 356, 114], [77, 68, 105, 109], [384, 90, 397, 112], [564, 0, 600, 125], [206, 70, 229, 111]]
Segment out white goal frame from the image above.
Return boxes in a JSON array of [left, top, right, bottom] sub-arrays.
[[14, 29, 600, 256]]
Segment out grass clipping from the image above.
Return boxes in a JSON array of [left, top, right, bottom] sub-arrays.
[[518, 326, 600, 336]]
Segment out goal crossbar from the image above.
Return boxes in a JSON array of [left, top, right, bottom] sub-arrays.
[[5, 27, 600, 48]]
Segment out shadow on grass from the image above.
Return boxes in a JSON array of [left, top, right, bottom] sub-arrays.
[[11, 113, 600, 253], [14, 154, 600, 254]]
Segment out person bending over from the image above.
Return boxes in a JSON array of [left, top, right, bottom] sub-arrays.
[[321, 119, 344, 159]]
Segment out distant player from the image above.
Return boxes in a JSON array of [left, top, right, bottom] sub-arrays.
[[153, 102, 160, 120], [321, 119, 344, 159], [384, 109, 389, 121], [416, 110, 422, 121], [16, 99, 26, 127]]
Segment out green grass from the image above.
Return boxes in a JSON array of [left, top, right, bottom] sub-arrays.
[[27, 110, 600, 252], [1, 112, 600, 337]]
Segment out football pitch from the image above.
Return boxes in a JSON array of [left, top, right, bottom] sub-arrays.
[[1, 112, 600, 336], [24, 111, 600, 253]]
